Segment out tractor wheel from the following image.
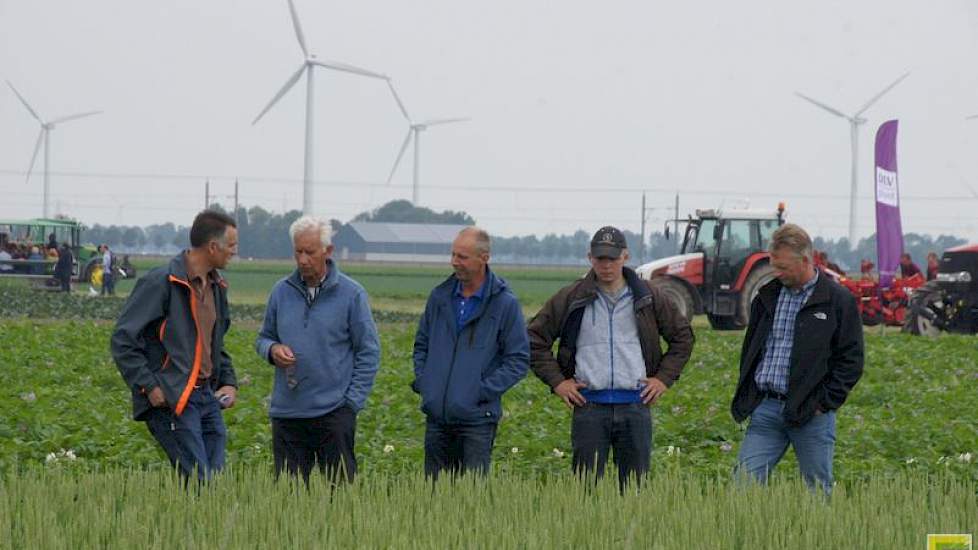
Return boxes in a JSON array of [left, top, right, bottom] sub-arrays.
[[650, 277, 695, 323], [735, 263, 776, 329], [707, 313, 738, 330], [903, 281, 943, 337]]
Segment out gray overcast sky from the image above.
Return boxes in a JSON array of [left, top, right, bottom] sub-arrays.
[[2, 0, 978, 241]]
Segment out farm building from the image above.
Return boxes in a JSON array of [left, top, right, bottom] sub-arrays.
[[332, 222, 467, 263]]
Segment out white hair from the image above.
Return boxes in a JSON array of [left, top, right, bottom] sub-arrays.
[[289, 216, 332, 247]]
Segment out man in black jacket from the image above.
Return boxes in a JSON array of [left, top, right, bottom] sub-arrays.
[[111, 210, 239, 481], [731, 223, 863, 494], [53, 243, 73, 292]]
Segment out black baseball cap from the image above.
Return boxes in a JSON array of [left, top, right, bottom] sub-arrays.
[[590, 226, 627, 259]]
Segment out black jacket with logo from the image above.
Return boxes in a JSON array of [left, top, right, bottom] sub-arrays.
[[731, 272, 864, 427]]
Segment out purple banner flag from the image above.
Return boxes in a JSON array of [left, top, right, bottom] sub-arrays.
[[875, 120, 902, 288]]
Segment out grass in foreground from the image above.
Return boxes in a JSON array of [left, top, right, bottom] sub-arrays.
[[0, 467, 974, 549], [2, 318, 977, 485]]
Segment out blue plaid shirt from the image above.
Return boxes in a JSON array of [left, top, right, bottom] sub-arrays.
[[754, 271, 819, 395]]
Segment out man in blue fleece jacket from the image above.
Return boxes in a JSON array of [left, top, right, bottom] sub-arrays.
[[412, 227, 529, 478], [256, 216, 380, 484]]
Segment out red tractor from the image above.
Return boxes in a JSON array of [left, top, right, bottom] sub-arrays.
[[637, 204, 785, 330]]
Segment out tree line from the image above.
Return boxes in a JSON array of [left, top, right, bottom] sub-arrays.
[[81, 200, 966, 268]]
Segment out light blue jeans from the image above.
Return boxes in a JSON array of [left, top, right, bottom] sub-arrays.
[[735, 397, 836, 494]]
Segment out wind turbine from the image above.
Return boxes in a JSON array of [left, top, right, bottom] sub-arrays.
[[795, 71, 910, 247], [252, 0, 389, 215], [385, 81, 468, 205], [7, 80, 101, 218]]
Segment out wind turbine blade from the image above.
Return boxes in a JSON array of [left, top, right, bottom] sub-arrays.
[[6, 81, 43, 123], [387, 80, 411, 121], [49, 110, 102, 125], [252, 64, 306, 125], [386, 128, 413, 184], [286, 0, 309, 58], [966, 114, 978, 120], [794, 92, 849, 119], [419, 117, 470, 127], [310, 59, 387, 80], [855, 72, 910, 116], [25, 129, 43, 184]]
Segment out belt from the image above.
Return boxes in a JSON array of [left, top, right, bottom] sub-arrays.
[[760, 389, 788, 401]]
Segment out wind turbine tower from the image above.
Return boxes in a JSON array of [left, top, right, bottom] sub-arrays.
[[252, 0, 390, 215], [385, 81, 468, 206], [795, 72, 909, 247], [7, 81, 101, 218]]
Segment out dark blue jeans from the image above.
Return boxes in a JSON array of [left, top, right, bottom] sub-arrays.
[[571, 403, 652, 488], [735, 397, 836, 494], [423, 420, 497, 479], [144, 386, 227, 482], [101, 272, 115, 296]]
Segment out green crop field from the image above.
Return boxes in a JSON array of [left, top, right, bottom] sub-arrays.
[[114, 256, 585, 311], [0, 263, 976, 548]]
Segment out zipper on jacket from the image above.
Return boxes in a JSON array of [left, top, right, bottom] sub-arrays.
[[440, 285, 496, 421], [166, 275, 204, 417]]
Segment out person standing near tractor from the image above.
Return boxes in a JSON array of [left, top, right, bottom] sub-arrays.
[[899, 253, 922, 279], [101, 244, 116, 296], [53, 242, 73, 292], [926, 252, 939, 281], [528, 226, 694, 489], [731, 223, 864, 494]]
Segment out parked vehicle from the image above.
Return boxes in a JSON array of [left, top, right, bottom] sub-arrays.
[[636, 204, 785, 330], [903, 244, 978, 336], [0, 218, 135, 283]]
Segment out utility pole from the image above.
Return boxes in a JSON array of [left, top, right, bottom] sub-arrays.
[[674, 193, 680, 254], [234, 178, 240, 227], [205, 178, 210, 209], [639, 193, 647, 264]]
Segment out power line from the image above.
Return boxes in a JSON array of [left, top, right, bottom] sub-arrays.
[[3, 167, 978, 201]]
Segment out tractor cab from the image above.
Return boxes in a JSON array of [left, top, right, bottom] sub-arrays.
[[638, 203, 784, 329]]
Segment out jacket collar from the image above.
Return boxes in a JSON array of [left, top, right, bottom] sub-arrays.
[[168, 250, 228, 288], [757, 268, 830, 312], [577, 266, 650, 304], [434, 266, 505, 302], [286, 258, 340, 293]]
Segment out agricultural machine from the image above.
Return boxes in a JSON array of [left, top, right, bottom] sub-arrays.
[[0, 218, 136, 283], [636, 204, 784, 330], [833, 270, 924, 327], [903, 244, 978, 336]]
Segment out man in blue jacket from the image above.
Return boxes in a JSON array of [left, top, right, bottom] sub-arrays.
[[413, 227, 529, 478], [256, 216, 380, 484]]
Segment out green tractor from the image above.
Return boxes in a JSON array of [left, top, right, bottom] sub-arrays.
[[0, 218, 133, 283]]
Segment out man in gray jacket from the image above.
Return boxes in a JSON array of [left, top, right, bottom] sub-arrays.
[[528, 227, 694, 488], [111, 210, 239, 481], [256, 216, 380, 484]]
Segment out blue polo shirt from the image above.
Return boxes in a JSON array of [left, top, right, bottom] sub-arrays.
[[452, 276, 488, 333]]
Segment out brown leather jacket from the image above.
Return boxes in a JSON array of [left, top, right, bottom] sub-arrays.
[[527, 267, 694, 390]]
